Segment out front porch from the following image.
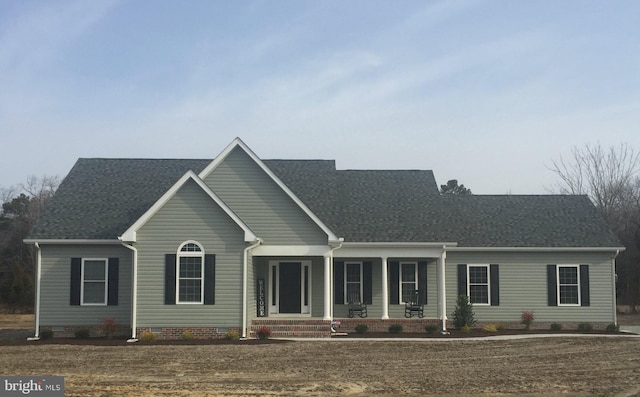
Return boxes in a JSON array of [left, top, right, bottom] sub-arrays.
[[249, 318, 443, 338]]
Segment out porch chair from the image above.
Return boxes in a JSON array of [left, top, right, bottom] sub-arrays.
[[404, 290, 424, 318], [348, 291, 368, 318]]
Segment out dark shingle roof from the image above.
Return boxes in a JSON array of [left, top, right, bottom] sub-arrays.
[[29, 157, 622, 248]]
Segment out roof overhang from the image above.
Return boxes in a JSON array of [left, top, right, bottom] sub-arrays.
[[446, 246, 625, 252], [336, 242, 457, 258], [199, 137, 339, 242], [23, 239, 122, 245], [119, 170, 258, 243]]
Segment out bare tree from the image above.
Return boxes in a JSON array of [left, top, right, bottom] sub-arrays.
[[548, 143, 640, 231], [548, 142, 640, 307], [20, 175, 60, 223]]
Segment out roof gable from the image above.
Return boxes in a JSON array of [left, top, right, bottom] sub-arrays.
[[120, 170, 257, 242], [199, 137, 339, 242]]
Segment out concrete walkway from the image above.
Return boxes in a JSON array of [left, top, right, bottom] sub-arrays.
[[621, 325, 640, 334], [285, 332, 640, 342]]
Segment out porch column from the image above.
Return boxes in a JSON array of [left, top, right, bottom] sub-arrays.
[[323, 255, 332, 320], [438, 247, 448, 332], [381, 256, 389, 319]]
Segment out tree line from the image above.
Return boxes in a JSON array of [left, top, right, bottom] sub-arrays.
[[0, 176, 59, 312]]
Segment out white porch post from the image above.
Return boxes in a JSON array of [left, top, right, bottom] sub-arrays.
[[381, 256, 389, 320], [323, 255, 332, 320], [438, 246, 448, 332]]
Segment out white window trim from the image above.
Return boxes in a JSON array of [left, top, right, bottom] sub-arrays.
[[400, 261, 418, 304], [81, 258, 108, 306], [557, 264, 581, 307], [467, 264, 491, 306], [344, 262, 363, 304], [176, 240, 205, 305]]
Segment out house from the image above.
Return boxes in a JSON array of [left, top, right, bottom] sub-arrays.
[[24, 138, 623, 339]]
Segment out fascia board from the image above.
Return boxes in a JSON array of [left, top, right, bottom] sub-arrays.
[[119, 170, 257, 242], [23, 239, 122, 245], [198, 137, 339, 241], [446, 246, 625, 252]]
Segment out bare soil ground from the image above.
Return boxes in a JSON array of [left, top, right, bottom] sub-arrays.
[[2, 314, 640, 396]]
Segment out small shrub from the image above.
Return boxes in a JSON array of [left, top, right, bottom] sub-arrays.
[[461, 324, 471, 333], [483, 324, 498, 333], [181, 330, 195, 340], [101, 318, 117, 339], [139, 331, 157, 343], [224, 330, 240, 341], [605, 323, 619, 333], [495, 323, 506, 332], [39, 329, 53, 340], [521, 310, 535, 330], [355, 324, 369, 334], [256, 326, 272, 340], [388, 324, 403, 334], [424, 324, 439, 334], [74, 329, 91, 339], [577, 323, 593, 332], [550, 323, 562, 331], [452, 295, 476, 329]]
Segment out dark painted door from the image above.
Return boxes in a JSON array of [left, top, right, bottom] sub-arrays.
[[279, 262, 301, 313]]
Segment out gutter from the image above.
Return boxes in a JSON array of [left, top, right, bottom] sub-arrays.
[[27, 242, 42, 341], [119, 239, 139, 342], [242, 239, 263, 339]]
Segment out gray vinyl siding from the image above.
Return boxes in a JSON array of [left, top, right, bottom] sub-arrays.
[[446, 251, 616, 323], [135, 179, 247, 328], [203, 146, 328, 245], [39, 244, 132, 326], [331, 258, 438, 319]]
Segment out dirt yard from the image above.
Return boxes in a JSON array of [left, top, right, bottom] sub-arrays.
[[2, 314, 640, 396]]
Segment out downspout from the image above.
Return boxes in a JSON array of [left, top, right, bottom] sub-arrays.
[[120, 240, 138, 342], [242, 239, 263, 339], [27, 242, 42, 341], [439, 245, 449, 334], [613, 249, 620, 326]]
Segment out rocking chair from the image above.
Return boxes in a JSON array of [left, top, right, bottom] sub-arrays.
[[404, 290, 424, 318], [348, 291, 368, 318]]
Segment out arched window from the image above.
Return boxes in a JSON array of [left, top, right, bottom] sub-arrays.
[[176, 241, 204, 303]]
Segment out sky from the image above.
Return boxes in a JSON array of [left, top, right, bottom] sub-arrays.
[[1, 0, 639, 195]]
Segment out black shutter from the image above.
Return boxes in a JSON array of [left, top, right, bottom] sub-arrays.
[[490, 264, 499, 306], [334, 261, 344, 305], [165, 254, 177, 305], [580, 264, 590, 307], [107, 258, 119, 306], [457, 264, 467, 297], [547, 264, 557, 306], [70, 258, 81, 306], [389, 261, 399, 304], [204, 254, 215, 305], [418, 261, 428, 305], [363, 261, 373, 304]]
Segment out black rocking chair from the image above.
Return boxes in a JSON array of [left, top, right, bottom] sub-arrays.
[[348, 291, 368, 318], [404, 290, 424, 318]]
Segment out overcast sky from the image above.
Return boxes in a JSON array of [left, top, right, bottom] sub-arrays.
[[1, 0, 639, 195]]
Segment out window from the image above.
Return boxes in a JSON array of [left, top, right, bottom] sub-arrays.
[[558, 265, 580, 305], [345, 262, 362, 302], [81, 259, 107, 305], [400, 262, 417, 303], [177, 241, 204, 304], [468, 265, 489, 305]]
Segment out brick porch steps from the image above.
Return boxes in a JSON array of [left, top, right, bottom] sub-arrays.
[[250, 319, 332, 338]]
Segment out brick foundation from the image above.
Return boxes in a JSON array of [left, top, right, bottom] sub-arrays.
[[135, 327, 241, 340], [41, 325, 130, 338], [334, 318, 443, 333]]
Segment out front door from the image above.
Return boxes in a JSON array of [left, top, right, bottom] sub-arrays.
[[269, 261, 311, 315], [279, 263, 301, 313]]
